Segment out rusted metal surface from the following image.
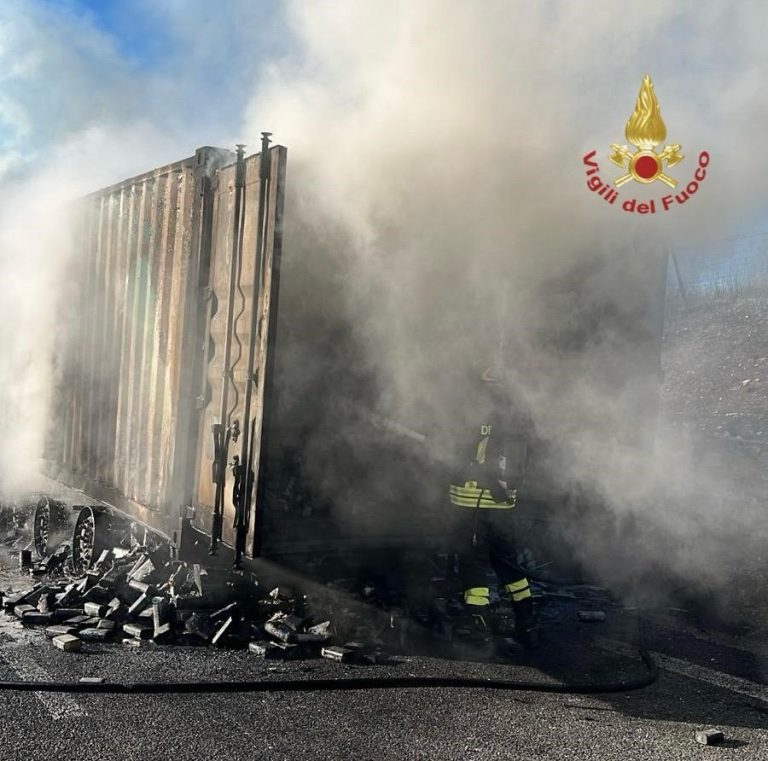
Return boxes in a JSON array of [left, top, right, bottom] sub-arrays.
[[191, 146, 287, 555], [47, 154, 201, 534], [45, 145, 286, 549]]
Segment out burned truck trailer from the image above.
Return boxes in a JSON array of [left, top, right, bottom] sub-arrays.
[[42, 139, 436, 567], [42, 140, 670, 573], [44, 139, 288, 565]]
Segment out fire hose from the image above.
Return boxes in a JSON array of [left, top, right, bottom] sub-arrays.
[[0, 650, 657, 694]]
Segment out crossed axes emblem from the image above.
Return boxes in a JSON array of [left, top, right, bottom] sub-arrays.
[[608, 143, 684, 188]]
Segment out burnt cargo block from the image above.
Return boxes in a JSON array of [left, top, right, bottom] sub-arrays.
[[248, 641, 301, 660], [45, 625, 78, 639], [84, 602, 109, 618], [123, 622, 153, 640], [54, 607, 86, 621], [264, 621, 296, 644], [53, 634, 82, 652], [695, 729, 725, 746], [22, 611, 53, 626], [64, 615, 91, 627], [127, 593, 150, 617], [211, 616, 235, 647], [321, 646, 355, 663], [78, 627, 111, 642]]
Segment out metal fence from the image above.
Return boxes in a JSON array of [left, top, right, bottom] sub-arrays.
[[669, 231, 768, 304]]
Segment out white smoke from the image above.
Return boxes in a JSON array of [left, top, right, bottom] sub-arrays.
[[242, 0, 768, 596], [0, 0, 255, 491], [1, 0, 767, 606]]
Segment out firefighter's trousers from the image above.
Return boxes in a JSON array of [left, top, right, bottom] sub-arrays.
[[450, 506, 532, 608]]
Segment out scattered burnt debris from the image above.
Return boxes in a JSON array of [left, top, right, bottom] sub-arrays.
[[1, 495, 623, 664], [1, 534, 399, 664], [695, 728, 725, 746]]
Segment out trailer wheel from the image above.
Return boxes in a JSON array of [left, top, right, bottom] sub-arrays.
[[33, 497, 50, 557], [71, 506, 113, 573], [33, 497, 70, 558]]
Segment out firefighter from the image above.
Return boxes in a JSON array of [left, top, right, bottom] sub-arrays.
[[448, 367, 539, 648]]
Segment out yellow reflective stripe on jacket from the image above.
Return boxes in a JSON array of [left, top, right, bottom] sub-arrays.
[[475, 436, 489, 465], [448, 481, 516, 509]]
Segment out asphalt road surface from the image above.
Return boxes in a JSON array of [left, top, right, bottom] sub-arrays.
[[0, 579, 766, 761]]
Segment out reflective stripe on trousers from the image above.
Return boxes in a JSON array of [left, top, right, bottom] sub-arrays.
[[463, 586, 490, 606], [464, 580, 531, 605], [504, 578, 532, 602]]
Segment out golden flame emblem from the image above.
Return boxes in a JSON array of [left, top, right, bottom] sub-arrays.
[[609, 75, 683, 187]]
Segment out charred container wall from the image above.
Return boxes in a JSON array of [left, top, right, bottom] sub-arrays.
[[44, 145, 287, 551], [45, 150, 213, 536]]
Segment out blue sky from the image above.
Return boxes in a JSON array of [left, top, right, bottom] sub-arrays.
[[1, 0, 766, 239], [59, 0, 167, 67], [46, 0, 289, 68], [0, 0, 293, 179]]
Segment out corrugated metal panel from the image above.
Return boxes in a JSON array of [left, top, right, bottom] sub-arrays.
[[46, 145, 286, 549], [47, 153, 209, 534], [191, 146, 287, 555]]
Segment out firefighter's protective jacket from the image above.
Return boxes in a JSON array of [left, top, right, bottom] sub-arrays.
[[448, 386, 530, 509]]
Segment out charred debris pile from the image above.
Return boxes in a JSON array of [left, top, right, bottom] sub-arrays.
[[2, 538, 397, 663], [2, 539, 618, 661], [0, 498, 619, 659]]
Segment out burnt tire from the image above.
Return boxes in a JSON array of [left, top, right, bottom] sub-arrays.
[[71, 506, 114, 573], [33, 497, 70, 558]]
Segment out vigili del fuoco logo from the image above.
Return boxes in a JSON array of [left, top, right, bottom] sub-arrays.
[[582, 74, 709, 214]]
